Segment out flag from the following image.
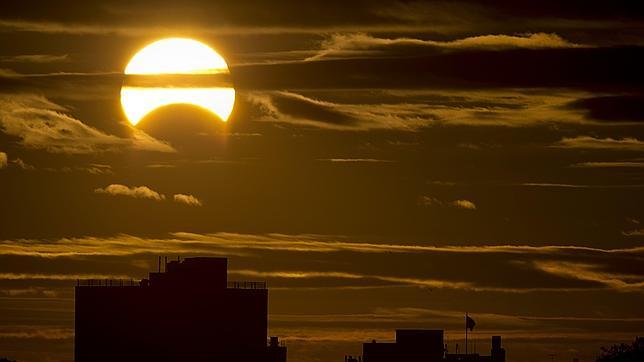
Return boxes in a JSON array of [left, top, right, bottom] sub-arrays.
[[466, 315, 476, 331]]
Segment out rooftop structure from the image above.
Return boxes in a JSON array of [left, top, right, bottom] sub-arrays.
[[352, 329, 505, 362], [75, 257, 285, 362]]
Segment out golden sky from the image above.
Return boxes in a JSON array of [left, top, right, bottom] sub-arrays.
[[0, 1, 643, 361]]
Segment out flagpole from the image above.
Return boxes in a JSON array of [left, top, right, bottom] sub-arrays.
[[465, 312, 468, 355]]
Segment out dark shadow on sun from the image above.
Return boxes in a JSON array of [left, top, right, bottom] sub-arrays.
[[136, 104, 231, 154]]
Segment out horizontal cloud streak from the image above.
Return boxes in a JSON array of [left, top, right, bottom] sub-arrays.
[[318, 158, 394, 163], [0, 232, 642, 293], [419, 196, 477, 210], [95, 184, 165, 201], [0, 326, 73, 340], [533, 261, 644, 292], [0, 273, 132, 281], [307, 32, 583, 60], [556, 136, 644, 151], [571, 161, 644, 168], [0, 54, 69, 63], [247, 89, 589, 130], [1, 232, 642, 258]]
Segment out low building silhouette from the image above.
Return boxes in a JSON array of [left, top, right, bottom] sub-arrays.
[[75, 257, 286, 362], [444, 335, 505, 362], [354, 329, 505, 362]]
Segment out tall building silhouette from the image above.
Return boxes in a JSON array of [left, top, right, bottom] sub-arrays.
[[75, 257, 286, 362]]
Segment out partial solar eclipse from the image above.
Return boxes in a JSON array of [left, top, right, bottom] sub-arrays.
[[121, 38, 235, 125]]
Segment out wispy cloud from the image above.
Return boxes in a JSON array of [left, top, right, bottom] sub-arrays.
[[451, 200, 476, 210], [520, 183, 592, 188], [0, 287, 59, 298], [0, 233, 642, 294], [248, 89, 587, 130], [307, 32, 583, 61], [622, 229, 644, 237], [0, 151, 7, 169], [232, 268, 630, 293], [419, 196, 477, 210], [318, 158, 394, 163], [571, 161, 644, 168], [95, 184, 165, 201], [146, 163, 176, 169], [555, 136, 644, 151], [232, 269, 474, 291], [83, 164, 113, 175], [0, 152, 35, 170], [519, 182, 644, 189], [173, 194, 203, 206], [12, 158, 35, 170], [533, 261, 644, 292], [1, 232, 642, 258], [0, 272, 131, 281], [0, 326, 73, 340], [0, 54, 69, 63], [0, 94, 174, 154]]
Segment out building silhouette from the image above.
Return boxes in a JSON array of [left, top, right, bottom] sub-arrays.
[[75, 257, 286, 362], [351, 329, 505, 362]]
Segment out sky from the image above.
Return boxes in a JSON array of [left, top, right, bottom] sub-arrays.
[[0, 1, 643, 361]]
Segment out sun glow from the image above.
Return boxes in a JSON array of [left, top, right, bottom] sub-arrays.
[[121, 38, 235, 125]]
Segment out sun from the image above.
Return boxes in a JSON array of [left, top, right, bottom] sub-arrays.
[[121, 38, 235, 125]]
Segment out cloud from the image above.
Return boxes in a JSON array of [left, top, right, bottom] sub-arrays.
[[95, 184, 165, 201], [419, 196, 476, 210], [451, 199, 477, 210], [0, 272, 131, 281], [307, 32, 583, 60], [247, 89, 587, 130], [0, 326, 73, 340], [0, 152, 35, 170], [146, 163, 176, 169], [0, 94, 175, 154], [0, 151, 7, 169], [533, 261, 644, 292], [0, 68, 21, 77], [95, 185, 206, 205], [519, 182, 644, 189], [555, 136, 644, 151], [622, 229, 644, 237], [11, 158, 34, 170], [418, 196, 442, 207], [1, 231, 642, 259], [173, 194, 203, 206], [0, 54, 69, 63], [0, 232, 643, 296], [83, 163, 113, 175], [0, 287, 58, 298], [232, 269, 474, 291], [318, 158, 393, 163], [571, 161, 644, 168]]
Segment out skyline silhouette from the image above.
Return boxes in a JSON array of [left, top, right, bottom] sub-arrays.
[[75, 257, 285, 362], [1, 1, 643, 361]]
